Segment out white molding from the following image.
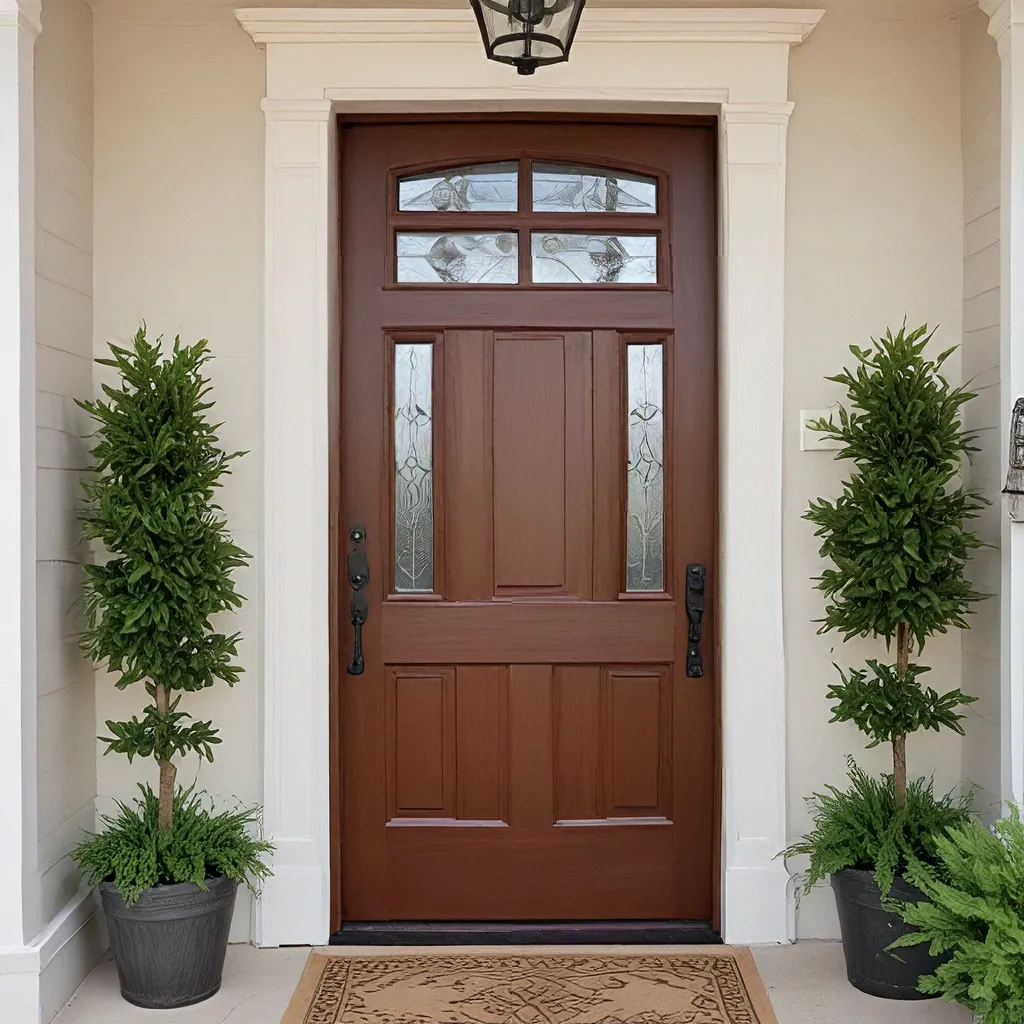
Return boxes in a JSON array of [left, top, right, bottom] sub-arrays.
[[0, 1, 42, 37], [0, 886, 106, 1023], [0, 0, 38, 956], [982, 0, 1024, 48], [982, 0, 1024, 807], [237, 7, 824, 47], [241, 6, 822, 948]]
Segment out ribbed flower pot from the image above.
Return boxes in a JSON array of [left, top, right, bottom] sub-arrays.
[[831, 868, 949, 1000], [100, 875, 237, 1008]]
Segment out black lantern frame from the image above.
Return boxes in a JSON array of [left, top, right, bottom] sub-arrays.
[[470, 0, 586, 76]]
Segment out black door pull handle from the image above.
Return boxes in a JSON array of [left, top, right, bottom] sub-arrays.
[[347, 524, 369, 676], [685, 563, 706, 678]]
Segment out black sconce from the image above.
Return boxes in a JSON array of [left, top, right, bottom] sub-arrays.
[[1005, 398, 1024, 522], [469, 0, 586, 76]]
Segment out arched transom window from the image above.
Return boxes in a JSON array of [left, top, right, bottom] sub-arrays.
[[392, 160, 664, 286]]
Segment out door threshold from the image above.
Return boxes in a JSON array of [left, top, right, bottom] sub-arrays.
[[329, 920, 721, 946]]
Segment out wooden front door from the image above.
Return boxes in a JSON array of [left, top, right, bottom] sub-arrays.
[[337, 120, 717, 924]]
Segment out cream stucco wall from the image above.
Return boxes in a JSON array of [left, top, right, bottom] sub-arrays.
[[92, 3, 264, 943], [784, 8, 965, 937], [35, 0, 95, 941], [92, 2, 968, 941]]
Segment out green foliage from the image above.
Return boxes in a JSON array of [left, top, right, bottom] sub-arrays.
[[892, 806, 1024, 1021], [827, 660, 975, 748], [782, 760, 973, 898], [805, 322, 985, 650], [78, 326, 250, 768], [102, 683, 221, 762], [71, 786, 273, 908]]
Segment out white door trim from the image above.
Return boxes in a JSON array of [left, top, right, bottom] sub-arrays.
[[236, 4, 824, 947]]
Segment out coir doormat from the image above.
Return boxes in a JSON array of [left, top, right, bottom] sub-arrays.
[[282, 949, 778, 1024]]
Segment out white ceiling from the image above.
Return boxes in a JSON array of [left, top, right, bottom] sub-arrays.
[[85, 0, 975, 19]]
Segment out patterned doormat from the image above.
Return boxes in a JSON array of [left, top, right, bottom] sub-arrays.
[[282, 949, 778, 1024]]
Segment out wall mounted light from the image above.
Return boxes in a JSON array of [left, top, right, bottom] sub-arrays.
[[1004, 398, 1024, 521], [469, 0, 586, 76]]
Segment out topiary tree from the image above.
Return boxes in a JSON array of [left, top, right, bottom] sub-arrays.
[[805, 323, 985, 807], [78, 326, 250, 832]]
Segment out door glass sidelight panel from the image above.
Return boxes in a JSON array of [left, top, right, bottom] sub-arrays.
[[397, 232, 519, 284], [394, 343, 435, 593], [626, 344, 665, 592], [532, 163, 657, 214], [531, 233, 658, 285], [398, 162, 519, 212]]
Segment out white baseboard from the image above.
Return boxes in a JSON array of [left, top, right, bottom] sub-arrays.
[[0, 885, 107, 1024], [723, 864, 794, 945]]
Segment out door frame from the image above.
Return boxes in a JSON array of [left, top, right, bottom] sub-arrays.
[[332, 117, 720, 933], [238, 4, 824, 949]]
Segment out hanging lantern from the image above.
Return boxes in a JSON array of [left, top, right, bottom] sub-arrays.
[[470, 0, 586, 76]]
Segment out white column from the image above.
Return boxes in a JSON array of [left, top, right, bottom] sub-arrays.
[[983, 0, 1024, 808], [719, 102, 794, 945], [0, 0, 39, 962], [256, 97, 335, 947]]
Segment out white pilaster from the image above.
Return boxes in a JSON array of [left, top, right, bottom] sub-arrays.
[[256, 97, 335, 947], [0, 0, 39, 946], [719, 102, 794, 945], [983, 0, 1024, 807], [0, 0, 40, 1014]]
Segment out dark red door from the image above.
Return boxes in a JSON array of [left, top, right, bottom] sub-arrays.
[[338, 120, 717, 923]]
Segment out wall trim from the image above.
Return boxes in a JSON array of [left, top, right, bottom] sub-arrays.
[[0, 1, 42, 36], [239, 5, 823, 948], [237, 7, 824, 46], [982, 0, 1024, 808], [0, 886, 106, 1023]]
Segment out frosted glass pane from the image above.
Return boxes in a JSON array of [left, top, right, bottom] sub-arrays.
[[398, 162, 519, 212], [532, 234, 657, 284], [395, 344, 434, 594], [397, 233, 519, 284], [626, 344, 664, 593], [533, 163, 657, 214]]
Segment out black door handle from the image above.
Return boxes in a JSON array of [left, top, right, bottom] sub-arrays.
[[685, 563, 706, 678], [347, 524, 369, 676]]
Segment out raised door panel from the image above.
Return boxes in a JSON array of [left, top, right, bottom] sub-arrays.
[[455, 666, 509, 823], [386, 668, 456, 820]]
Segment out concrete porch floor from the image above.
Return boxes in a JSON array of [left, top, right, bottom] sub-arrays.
[[52, 941, 972, 1023]]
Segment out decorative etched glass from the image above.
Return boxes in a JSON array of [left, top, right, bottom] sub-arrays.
[[626, 344, 664, 593], [397, 233, 519, 284], [398, 163, 518, 212], [532, 233, 658, 284], [533, 163, 657, 214], [394, 344, 434, 593]]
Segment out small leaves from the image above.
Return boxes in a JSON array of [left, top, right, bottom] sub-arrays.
[[827, 661, 976, 747], [805, 323, 986, 651], [781, 760, 972, 899], [806, 324, 987, 752], [70, 785, 273, 908], [78, 328, 249, 785], [892, 806, 1024, 1019]]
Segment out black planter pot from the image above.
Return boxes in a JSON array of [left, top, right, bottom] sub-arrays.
[[831, 868, 947, 1000], [100, 875, 237, 1008]]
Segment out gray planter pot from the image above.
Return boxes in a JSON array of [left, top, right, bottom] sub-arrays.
[[831, 868, 949, 1000], [100, 875, 237, 1008]]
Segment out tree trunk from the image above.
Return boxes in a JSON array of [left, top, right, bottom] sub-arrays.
[[893, 622, 911, 809], [155, 684, 176, 831]]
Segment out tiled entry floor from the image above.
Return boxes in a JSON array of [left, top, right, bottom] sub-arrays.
[[53, 941, 971, 1024]]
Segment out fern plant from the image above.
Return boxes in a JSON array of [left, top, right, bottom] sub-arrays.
[[72, 786, 272, 908], [893, 807, 1024, 1022], [783, 760, 972, 897], [77, 327, 250, 833], [806, 323, 985, 805]]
